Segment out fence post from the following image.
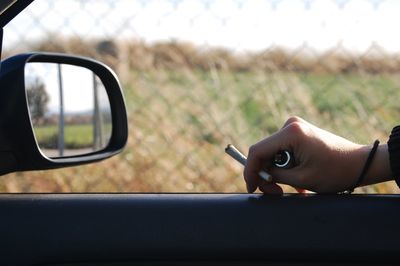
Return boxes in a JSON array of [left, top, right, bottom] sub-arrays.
[[93, 72, 103, 150], [57, 63, 64, 157]]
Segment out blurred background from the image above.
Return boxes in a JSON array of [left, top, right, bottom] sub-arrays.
[[1, 0, 400, 193]]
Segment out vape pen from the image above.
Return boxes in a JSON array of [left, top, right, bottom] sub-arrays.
[[225, 144, 295, 182]]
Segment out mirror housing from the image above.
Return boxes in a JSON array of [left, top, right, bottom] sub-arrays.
[[0, 52, 128, 175]]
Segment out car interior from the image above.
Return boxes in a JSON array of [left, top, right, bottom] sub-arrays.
[[0, 1, 400, 265]]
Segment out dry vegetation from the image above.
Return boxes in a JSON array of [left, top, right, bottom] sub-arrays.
[[1, 37, 400, 194], [9, 36, 400, 74]]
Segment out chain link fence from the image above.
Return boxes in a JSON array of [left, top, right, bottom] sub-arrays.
[[1, 0, 400, 193]]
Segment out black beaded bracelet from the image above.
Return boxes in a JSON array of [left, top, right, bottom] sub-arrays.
[[344, 140, 380, 194]]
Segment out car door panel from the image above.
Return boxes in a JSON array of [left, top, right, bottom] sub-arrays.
[[0, 193, 399, 265]]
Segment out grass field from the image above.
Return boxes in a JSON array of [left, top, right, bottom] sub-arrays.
[[1, 41, 400, 194], [2, 68, 399, 193], [33, 124, 95, 149]]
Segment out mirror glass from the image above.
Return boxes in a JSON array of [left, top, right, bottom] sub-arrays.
[[25, 62, 112, 158]]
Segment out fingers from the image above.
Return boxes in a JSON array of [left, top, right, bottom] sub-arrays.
[[296, 188, 306, 193], [258, 181, 283, 195], [267, 166, 302, 187], [282, 116, 305, 129], [246, 182, 257, 193], [244, 122, 305, 192], [244, 136, 280, 192], [245, 165, 301, 193], [257, 179, 304, 194], [282, 116, 316, 134]]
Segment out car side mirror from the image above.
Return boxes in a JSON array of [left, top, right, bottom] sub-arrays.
[[0, 52, 128, 175]]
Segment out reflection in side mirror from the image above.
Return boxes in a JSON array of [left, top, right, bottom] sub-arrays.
[[25, 63, 112, 158]]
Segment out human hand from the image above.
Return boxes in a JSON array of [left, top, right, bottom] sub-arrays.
[[244, 117, 392, 194]]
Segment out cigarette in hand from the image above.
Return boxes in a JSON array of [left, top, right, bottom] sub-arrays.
[[225, 144, 272, 182]]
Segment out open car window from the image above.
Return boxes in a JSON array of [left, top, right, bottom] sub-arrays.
[[1, 0, 400, 194]]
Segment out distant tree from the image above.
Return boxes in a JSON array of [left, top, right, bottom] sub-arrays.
[[26, 77, 49, 125]]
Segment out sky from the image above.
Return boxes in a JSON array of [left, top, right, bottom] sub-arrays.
[[4, 0, 400, 54], [25, 62, 110, 114]]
